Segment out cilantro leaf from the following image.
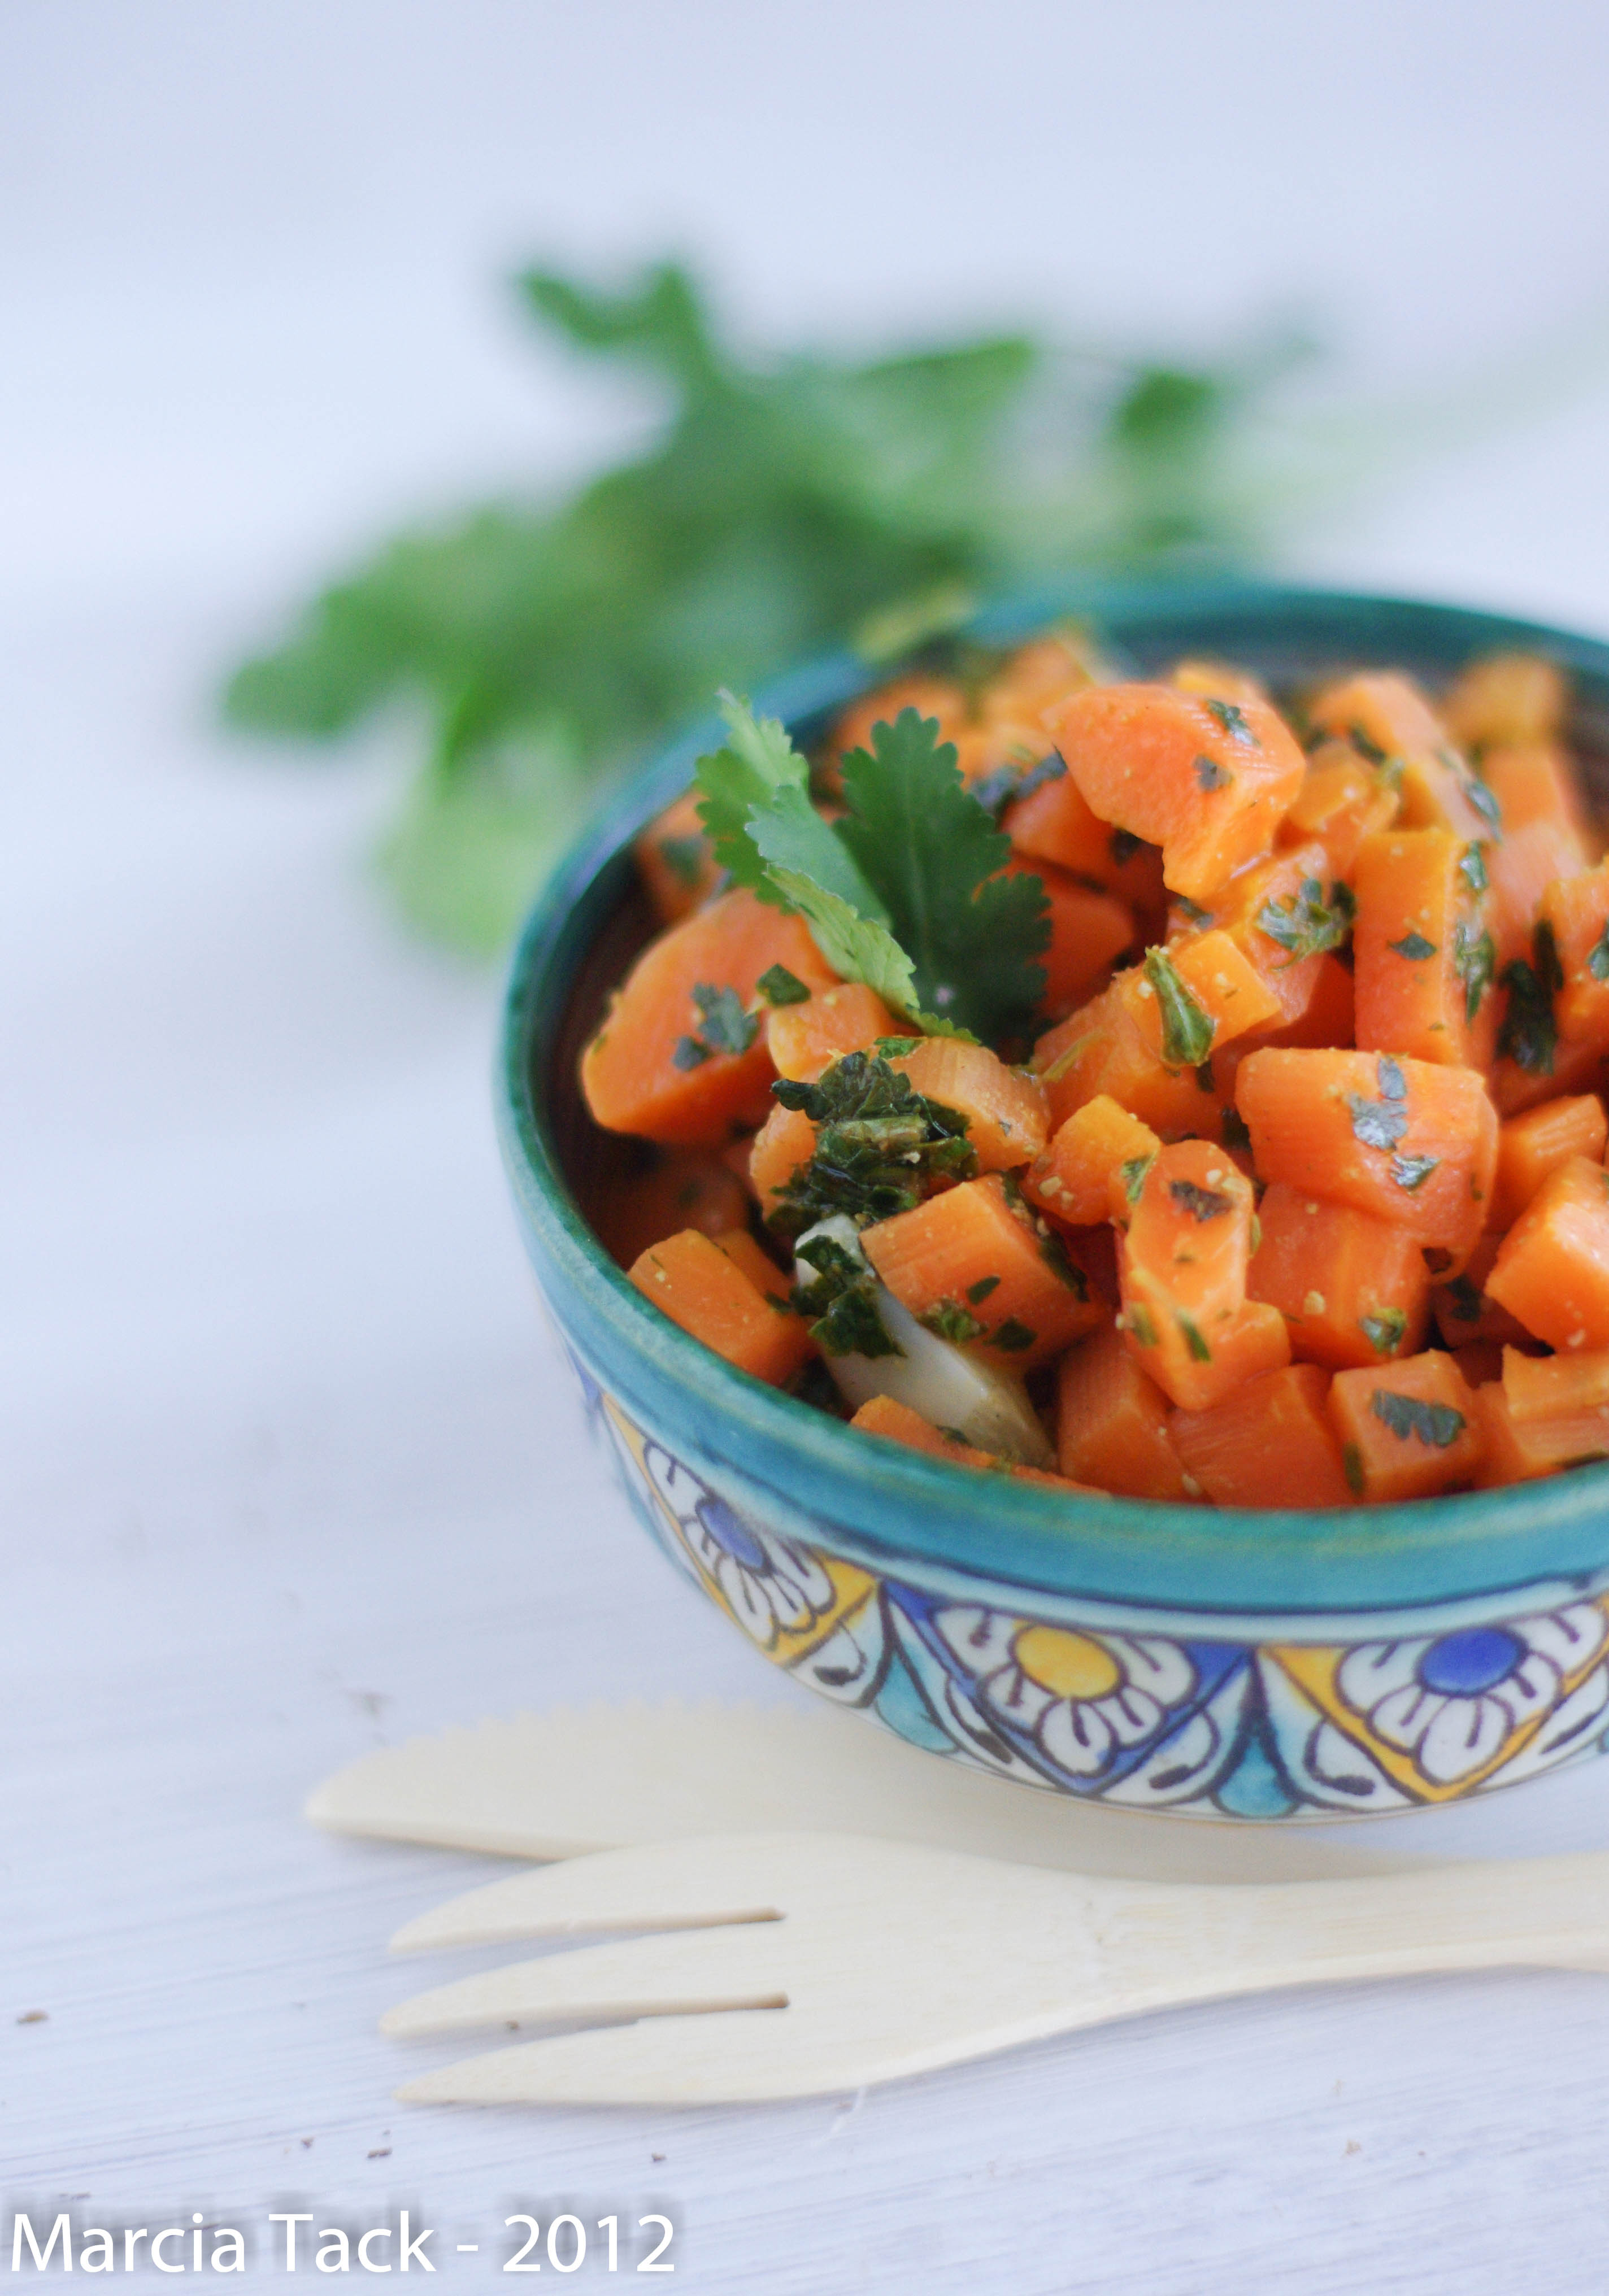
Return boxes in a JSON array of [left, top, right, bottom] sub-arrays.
[[1453, 922, 1496, 1022], [770, 1051, 976, 1237], [1255, 877, 1353, 964], [1360, 1308, 1409, 1356], [1169, 1178, 1234, 1221], [1370, 1389, 1466, 1448], [1194, 755, 1233, 791], [1390, 1152, 1440, 1192], [1389, 931, 1437, 960], [1347, 1092, 1410, 1152], [1589, 921, 1609, 983], [970, 750, 1067, 820], [694, 691, 812, 900], [834, 709, 1050, 1040], [1203, 698, 1257, 744], [1498, 922, 1561, 1075], [671, 980, 758, 1069], [1144, 947, 1215, 1066], [923, 1299, 986, 1345], [1459, 843, 1489, 895], [1177, 1312, 1213, 1362], [794, 1235, 903, 1360], [756, 963, 811, 1006]]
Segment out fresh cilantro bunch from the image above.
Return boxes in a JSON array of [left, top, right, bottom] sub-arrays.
[[221, 259, 1317, 952], [696, 694, 1050, 1043]]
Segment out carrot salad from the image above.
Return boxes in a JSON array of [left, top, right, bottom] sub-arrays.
[[578, 632, 1609, 1508]]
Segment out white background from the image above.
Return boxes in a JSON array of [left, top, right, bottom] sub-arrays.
[[7, 3, 1609, 2288]]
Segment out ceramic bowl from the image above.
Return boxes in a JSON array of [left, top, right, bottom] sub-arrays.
[[497, 578, 1609, 1822]]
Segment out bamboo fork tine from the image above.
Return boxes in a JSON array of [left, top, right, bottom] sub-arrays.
[[381, 1925, 791, 2041], [390, 1836, 794, 1953], [395, 2011, 823, 2110]]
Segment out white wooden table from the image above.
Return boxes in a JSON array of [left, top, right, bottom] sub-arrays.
[[11, 5, 1609, 2286]]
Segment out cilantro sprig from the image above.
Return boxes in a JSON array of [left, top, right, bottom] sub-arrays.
[[696, 695, 1050, 1044]]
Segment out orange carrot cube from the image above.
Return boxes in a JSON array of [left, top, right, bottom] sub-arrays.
[[1488, 817, 1591, 971], [633, 789, 721, 923], [1307, 671, 1497, 842], [1441, 656, 1569, 751], [1247, 1182, 1431, 1370], [592, 1151, 750, 1269], [1502, 1345, 1609, 1467], [1119, 1140, 1290, 1410], [1468, 1380, 1557, 1487], [629, 1228, 815, 1384], [861, 1173, 1104, 1370], [1490, 1093, 1608, 1229], [1032, 974, 1224, 1138], [1023, 1095, 1161, 1227], [581, 890, 838, 1146], [1236, 1047, 1497, 1267], [1130, 931, 1282, 1060], [1170, 1363, 1354, 1509], [1543, 860, 1609, 1052], [766, 983, 900, 1083], [890, 1038, 1050, 1172], [748, 1102, 818, 1220], [1352, 827, 1497, 1070], [1278, 740, 1399, 876], [1056, 1323, 1193, 1500], [1485, 1154, 1609, 1352], [1043, 682, 1306, 904], [1327, 1350, 1485, 1501], [1429, 1233, 1533, 1349], [1007, 855, 1133, 1019]]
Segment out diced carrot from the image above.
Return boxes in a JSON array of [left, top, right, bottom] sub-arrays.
[[1247, 1182, 1431, 1370], [1488, 817, 1590, 972], [1023, 1096, 1161, 1226], [1468, 1380, 1556, 1487], [1442, 655, 1568, 751], [1484, 1154, 1609, 1352], [711, 1226, 792, 1300], [581, 890, 839, 1146], [1130, 931, 1282, 1060], [1032, 974, 1225, 1138], [629, 1228, 815, 1384], [1236, 1048, 1497, 1267], [633, 789, 721, 925], [1430, 1233, 1533, 1349], [1043, 683, 1306, 903], [1242, 951, 1356, 1050], [890, 1038, 1049, 1172], [1005, 855, 1132, 1018], [1490, 1031, 1604, 1120], [986, 631, 1102, 720], [1278, 739, 1399, 876], [1004, 768, 1170, 911], [1490, 1093, 1608, 1228], [749, 1101, 818, 1219], [1170, 1363, 1354, 1509], [1307, 670, 1498, 842], [850, 1393, 1101, 1493], [1169, 659, 1268, 707], [1200, 839, 1337, 1031], [861, 1173, 1104, 1370], [1452, 1340, 1506, 1386], [1327, 1350, 1485, 1501], [767, 983, 900, 1083], [1481, 742, 1590, 839], [592, 1152, 750, 1269], [1352, 827, 1497, 1070], [1119, 1140, 1290, 1410], [1502, 1345, 1609, 1467], [1543, 860, 1609, 1051], [720, 1131, 760, 1197], [1056, 1323, 1193, 1500]]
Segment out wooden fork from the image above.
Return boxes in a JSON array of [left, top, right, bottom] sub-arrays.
[[384, 1831, 1609, 2105]]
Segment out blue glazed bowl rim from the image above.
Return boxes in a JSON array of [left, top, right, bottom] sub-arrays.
[[497, 576, 1609, 1615]]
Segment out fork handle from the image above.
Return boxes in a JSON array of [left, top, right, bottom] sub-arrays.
[[1104, 1850, 1609, 2015]]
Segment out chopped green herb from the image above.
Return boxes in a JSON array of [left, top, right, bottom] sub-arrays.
[[1391, 1152, 1440, 1192], [686, 981, 759, 1057], [1221, 1106, 1253, 1152], [1497, 922, 1560, 1075], [874, 1035, 923, 1056], [1169, 1178, 1234, 1222], [1194, 754, 1233, 792], [1195, 1058, 1216, 1092], [1343, 1441, 1365, 1496], [1121, 1153, 1156, 1205], [1038, 1226, 1089, 1296], [1360, 1308, 1409, 1356], [1109, 829, 1142, 866], [1459, 842, 1489, 895], [1176, 896, 1212, 925], [993, 1318, 1037, 1352], [1144, 947, 1216, 1067], [771, 1051, 975, 1236], [1177, 1312, 1212, 1361], [671, 1034, 711, 1070], [1370, 1389, 1466, 1448], [969, 749, 1068, 820], [793, 1235, 904, 1360], [658, 834, 707, 887], [1440, 1274, 1483, 1324], [1466, 776, 1503, 833], [1588, 922, 1609, 983], [1389, 931, 1437, 961], [1377, 1056, 1407, 1100], [756, 962, 811, 1007], [1203, 698, 1258, 744], [966, 1274, 1002, 1305], [1347, 723, 1389, 765], [1255, 876, 1354, 964], [1347, 1091, 1410, 1152], [923, 1299, 985, 1345], [1127, 1305, 1159, 1347], [1453, 922, 1496, 1022]]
